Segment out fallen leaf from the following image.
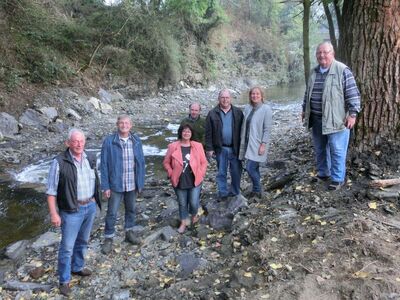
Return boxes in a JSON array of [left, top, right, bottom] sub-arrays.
[[353, 271, 369, 278], [304, 216, 311, 221], [270, 237, 278, 242], [319, 221, 327, 226], [269, 263, 283, 269], [243, 272, 253, 277], [368, 202, 377, 209]]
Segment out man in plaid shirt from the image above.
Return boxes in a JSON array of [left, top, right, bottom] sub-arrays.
[[100, 115, 145, 254]]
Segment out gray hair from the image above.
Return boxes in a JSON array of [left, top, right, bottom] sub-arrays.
[[189, 102, 201, 110], [218, 88, 231, 98], [67, 128, 85, 141], [117, 114, 132, 123], [316, 41, 334, 53]]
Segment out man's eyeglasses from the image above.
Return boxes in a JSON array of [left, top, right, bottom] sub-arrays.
[[317, 50, 332, 55]]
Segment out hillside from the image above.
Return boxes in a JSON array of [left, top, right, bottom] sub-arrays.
[[0, 0, 304, 116]]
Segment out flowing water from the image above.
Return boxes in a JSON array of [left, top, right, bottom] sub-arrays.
[[0, 82, 304, 249]]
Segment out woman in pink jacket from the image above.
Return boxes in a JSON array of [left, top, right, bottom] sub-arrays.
[[163, 124, 208, 233]]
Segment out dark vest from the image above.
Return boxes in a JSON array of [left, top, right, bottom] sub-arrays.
[[56, 149, 101, 212]]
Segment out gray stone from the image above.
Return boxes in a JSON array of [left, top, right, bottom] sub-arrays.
[[206, 213, 233, 230], [100, 102, 113, 114], [112, 290, 131, 300], [226, 194, 248, 215], [99, 88, 112, 103], [160, 226, 178, 242], [142, 228, 163, 247], [38, 107, 58, 121], [177, 253, 205, 278], [0, 112, 19, 137], [65, 108, 81, 120], [3, 280, 52, 292], [15, 290, 33, 300], [88, 97, 101, 110], [368, 186, 400, 200], [19, 109, 49, 128], [5, 240, 29, 260], [48, 121, 68, 133], [31, 231, 59, 250]]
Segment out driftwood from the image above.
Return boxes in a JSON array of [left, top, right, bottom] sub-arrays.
[[369, 178, 400, 188]]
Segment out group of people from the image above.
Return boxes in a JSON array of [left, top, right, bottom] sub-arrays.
[[46, 41, 360, 296]]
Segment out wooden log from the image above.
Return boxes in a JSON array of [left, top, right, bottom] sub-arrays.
[[369, 178, 400, 188]]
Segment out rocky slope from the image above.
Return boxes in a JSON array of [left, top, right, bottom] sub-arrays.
[[1, 83, 400, 299]]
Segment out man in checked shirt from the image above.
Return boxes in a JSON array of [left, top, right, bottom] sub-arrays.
[[100, 115, 145, 254]]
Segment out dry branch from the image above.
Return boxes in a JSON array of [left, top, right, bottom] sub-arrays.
[[369, 178, 400, 188]]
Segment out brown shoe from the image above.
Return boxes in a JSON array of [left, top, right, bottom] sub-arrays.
[[71, 268, 92, 276], [59, 283, 71, 296]]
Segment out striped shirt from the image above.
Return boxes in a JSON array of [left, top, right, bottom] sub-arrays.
[[303, 66, 361, 116], [46, 151, 95, 200], [120, 136, 135, 192]]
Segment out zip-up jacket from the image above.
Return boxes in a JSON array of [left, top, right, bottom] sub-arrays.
[[100, 132, 145, 192], [205, 105, 243, 156]]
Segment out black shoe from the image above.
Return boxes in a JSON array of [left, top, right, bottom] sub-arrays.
[[311, 176, 330, 183], [328, 181, 343, 190], [125, 231, 141, 245], [59, 283, 71, 296], [71, 268, 92, 276], [101, 238, 113, 254]]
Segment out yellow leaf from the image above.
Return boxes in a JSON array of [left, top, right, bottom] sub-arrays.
[[304, 216, 311, 221], [354, 271, 369, 278], [135, 252, 141, 257], [369, 202, 377, 209], [114, 248, 121, 253], [243, 272, 253, 277], [319, 221, 327, 226], [269, 263, 283, 269], [313, 215, 321, 221], [233, 241, 241, 248], [214, 279, 221, 284], [330, 221, 336, 225], [295, 186, 302, 190], [288, 234, 295, 238], [163, 277, 173, 284], [270, 237, 278, 242]]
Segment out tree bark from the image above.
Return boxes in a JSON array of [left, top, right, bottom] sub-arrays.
[[303, 0, 311, 84], [340, 0, 400, 149], [322, 0, 337, 53]]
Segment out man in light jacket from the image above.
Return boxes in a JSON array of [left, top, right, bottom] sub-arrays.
[[302, 41, 361, 190]]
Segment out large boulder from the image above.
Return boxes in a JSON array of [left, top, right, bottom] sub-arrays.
[[38, 107, 58, 121], [0, 112, 19, 137], [19, 109, 49, 128]]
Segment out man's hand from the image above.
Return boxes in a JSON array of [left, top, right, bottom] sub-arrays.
[[50, 212, 61, 227], [345, 115, 356, 129], [206, 151, 215, 159], [103, 189, 111, 199], [258, 143, 266, 156]]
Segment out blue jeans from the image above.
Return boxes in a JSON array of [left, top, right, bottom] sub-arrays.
[[174, 184, 202, 220], [104, 190, 136, 238], [311, 115, 350, 183], [58, 201, 96, 284], [215, 146, 242, 197], [246, 160, 261, 192]]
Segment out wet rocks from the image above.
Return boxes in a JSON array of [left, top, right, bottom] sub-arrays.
[[5, 240, 29, 260]]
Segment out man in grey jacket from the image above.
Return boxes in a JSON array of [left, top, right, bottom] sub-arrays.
[[302, 41, 361, 190]]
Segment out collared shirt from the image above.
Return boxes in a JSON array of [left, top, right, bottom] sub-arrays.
[[120, 136, 135, 192], [219, 107, 233, 146], [46, 150, 95, 200]]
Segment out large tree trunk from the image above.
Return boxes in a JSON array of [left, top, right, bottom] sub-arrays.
[[340, 0, 400, 150]]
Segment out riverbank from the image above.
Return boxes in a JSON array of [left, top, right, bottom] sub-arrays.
[[1, 84, 400, 299]]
